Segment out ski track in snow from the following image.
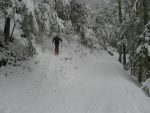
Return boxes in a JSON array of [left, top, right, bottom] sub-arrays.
[[0, 47, 150, 113]]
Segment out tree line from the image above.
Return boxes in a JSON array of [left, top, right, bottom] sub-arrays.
[[101, 0, 150, 83]]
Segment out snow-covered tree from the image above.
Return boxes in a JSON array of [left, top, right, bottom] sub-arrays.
[[70, 0, 88, 33]]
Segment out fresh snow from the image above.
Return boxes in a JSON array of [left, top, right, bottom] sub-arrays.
[[0, 41, 150, 113]]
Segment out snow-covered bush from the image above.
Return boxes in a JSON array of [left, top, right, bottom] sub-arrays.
[[81, 28, 100, 50], [142, 77, 150, 97]]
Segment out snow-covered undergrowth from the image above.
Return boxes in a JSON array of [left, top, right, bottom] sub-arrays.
[[1, 39, 150, 113], [142, 78, 150, 97], [0, 37, 35, 67]]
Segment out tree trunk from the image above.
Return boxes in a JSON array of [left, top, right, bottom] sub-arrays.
[[4, 17, 10, 42], [138, 65, 143, 83], [119, 53, 122, 63], [117, 0, 123, 23], [143, 0, 149, 25], [119, 45, 122, 63], [123, 44, 126, 65], [11, 22, 16, 39], [117, 0, 123, 64]]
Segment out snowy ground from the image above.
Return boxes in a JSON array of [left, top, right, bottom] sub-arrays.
[[0, 41, 150, 113]]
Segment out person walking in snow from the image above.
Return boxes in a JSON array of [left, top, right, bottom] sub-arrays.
[[52, 35, 62, 55]]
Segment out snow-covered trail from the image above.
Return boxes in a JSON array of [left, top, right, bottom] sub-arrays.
[[0, 48, 150, 113]]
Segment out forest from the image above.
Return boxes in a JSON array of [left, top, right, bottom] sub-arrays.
[[0, 0, 150, 113]]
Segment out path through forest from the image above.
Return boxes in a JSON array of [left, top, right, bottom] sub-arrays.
[[0, 47, 150, 113]]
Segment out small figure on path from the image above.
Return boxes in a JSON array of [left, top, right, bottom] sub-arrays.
[[52, 35, 62, 55]]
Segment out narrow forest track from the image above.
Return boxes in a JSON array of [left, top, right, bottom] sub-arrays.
[[0, 48, 150, 113]]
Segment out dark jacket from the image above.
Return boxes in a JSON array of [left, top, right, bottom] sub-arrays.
[[52, 35, 62, 46]]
